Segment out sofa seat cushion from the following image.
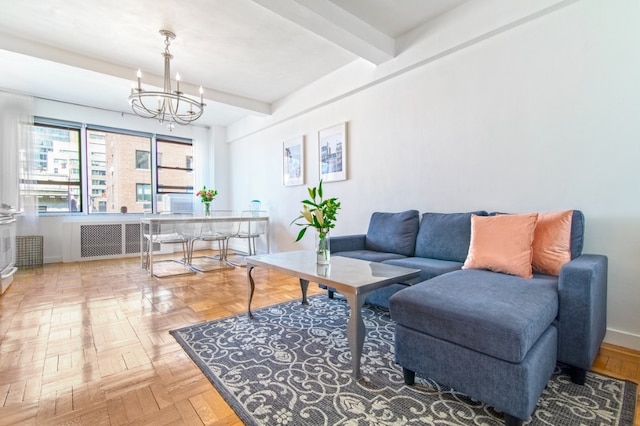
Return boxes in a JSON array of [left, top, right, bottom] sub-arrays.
[[389, 269, 559, 363], [382, 257, 463, 282], [333, 250, 407, 263]]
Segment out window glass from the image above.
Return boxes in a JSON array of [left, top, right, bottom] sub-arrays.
[[156, 139, 194, 195], [27, 124, 81, 213], [136, 183, 152, 202], [86, 129, 152, 214], [136, 150, 150, 169]]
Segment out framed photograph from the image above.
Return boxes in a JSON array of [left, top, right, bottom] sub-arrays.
[[283, 135, 304, 186], [318, 122, 347, 182]]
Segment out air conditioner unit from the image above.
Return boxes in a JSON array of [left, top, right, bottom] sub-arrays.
[[162, 194, 194, 214]]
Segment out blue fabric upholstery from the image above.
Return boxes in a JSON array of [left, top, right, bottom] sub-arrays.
[[364, 210, 419, 256], [382, 257, 463, 283], [394, 323, 557, 421], [330, 234, 366, 253], [334, 250, 406, 263], [414, 211, 487, 262], [331, 235, 407, 262], [390, 269, 558, 363], [570, 210, 585, 259], [557, 254, 608, 370], [364, 283, 408, 309]]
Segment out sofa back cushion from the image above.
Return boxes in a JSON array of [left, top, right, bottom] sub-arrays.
[[415, 211, 487, 262], [571, 210, 584, 259], [365, 210, 419, 256]]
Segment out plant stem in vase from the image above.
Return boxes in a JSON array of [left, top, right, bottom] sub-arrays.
[[204, 202, 211, 217], [316, 228, 330, 265]]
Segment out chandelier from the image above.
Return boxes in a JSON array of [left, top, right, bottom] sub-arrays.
[[129, 30, 205, 129]]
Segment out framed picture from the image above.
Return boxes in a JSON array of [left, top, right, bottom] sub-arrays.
[[318, 122, 347, 182], [283, 135, 304, 186]]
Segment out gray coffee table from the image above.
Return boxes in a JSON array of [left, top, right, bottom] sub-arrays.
[[246, 250, 420, 379]]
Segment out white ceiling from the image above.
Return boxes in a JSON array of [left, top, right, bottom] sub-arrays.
[[0, 0, 467, 126]]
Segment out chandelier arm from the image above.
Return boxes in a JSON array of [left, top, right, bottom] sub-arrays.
[[130, 91, 204, 124]]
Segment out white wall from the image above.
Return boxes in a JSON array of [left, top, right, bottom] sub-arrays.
[[226, 0, 640, 350]]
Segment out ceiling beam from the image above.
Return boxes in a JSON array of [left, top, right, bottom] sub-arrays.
[[252, 0, 395, 65]]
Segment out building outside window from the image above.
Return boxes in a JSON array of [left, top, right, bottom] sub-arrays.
[[156, 139, 194, 196], [26, 122, 81, 213], [87, 128, 153, 214]]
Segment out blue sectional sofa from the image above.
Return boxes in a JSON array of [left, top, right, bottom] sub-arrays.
[[329, 210, 608, 426]]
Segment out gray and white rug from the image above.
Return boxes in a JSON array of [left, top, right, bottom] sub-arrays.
[[170, 295, 636, 425]]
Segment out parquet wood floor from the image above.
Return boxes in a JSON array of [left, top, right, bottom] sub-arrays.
[[0, 250, 638, 425]]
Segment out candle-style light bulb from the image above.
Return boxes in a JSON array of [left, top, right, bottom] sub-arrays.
[[199, 86, 204, 104], [176, 73, 181, 93], [136, 69, 142, 91]]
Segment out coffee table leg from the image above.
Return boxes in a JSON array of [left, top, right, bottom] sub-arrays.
[[247, 264, 255, 319], [343, 293, 366, 380], [299, 279, 309, 305]]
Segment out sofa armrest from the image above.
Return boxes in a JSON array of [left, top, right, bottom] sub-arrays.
[[557, 254, 608, 377], [329, 234, 366, 253]]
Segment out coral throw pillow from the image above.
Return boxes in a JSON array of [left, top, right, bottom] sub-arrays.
[[463, 213, 539, 278], [532, 210, 573, 276]]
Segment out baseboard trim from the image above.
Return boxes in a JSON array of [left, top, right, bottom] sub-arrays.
[[604, 328, 640, 352]]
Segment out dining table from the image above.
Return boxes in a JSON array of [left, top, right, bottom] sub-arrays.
[[140, 214, 269, 276]]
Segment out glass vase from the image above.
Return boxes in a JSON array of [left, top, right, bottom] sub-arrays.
[[204, 202, 211, 217], [315, 228, 330, 265]]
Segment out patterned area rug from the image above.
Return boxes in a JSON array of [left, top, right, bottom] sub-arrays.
[[170, 295, 636, 425]]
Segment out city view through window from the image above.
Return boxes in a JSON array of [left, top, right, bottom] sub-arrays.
[[24, 122, 193, 214]]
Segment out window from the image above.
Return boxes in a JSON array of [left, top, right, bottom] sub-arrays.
[[86, 128, 152, 214], [136, 150, 150, 169], [156, 138, 194, 195], [27, 119, 194, 214], [136, 183, 152, 202], [26, 122, 81, 213]]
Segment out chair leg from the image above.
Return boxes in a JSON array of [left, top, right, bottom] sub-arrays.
[[144, 240, 151, 270], [181, 241, 187, 264], [222, 238, 231, 263], [217, 240, 225, 259], [186, 239, 194, 265]]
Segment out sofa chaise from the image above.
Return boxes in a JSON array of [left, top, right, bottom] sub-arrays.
[[329, 209, 608, 426]]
